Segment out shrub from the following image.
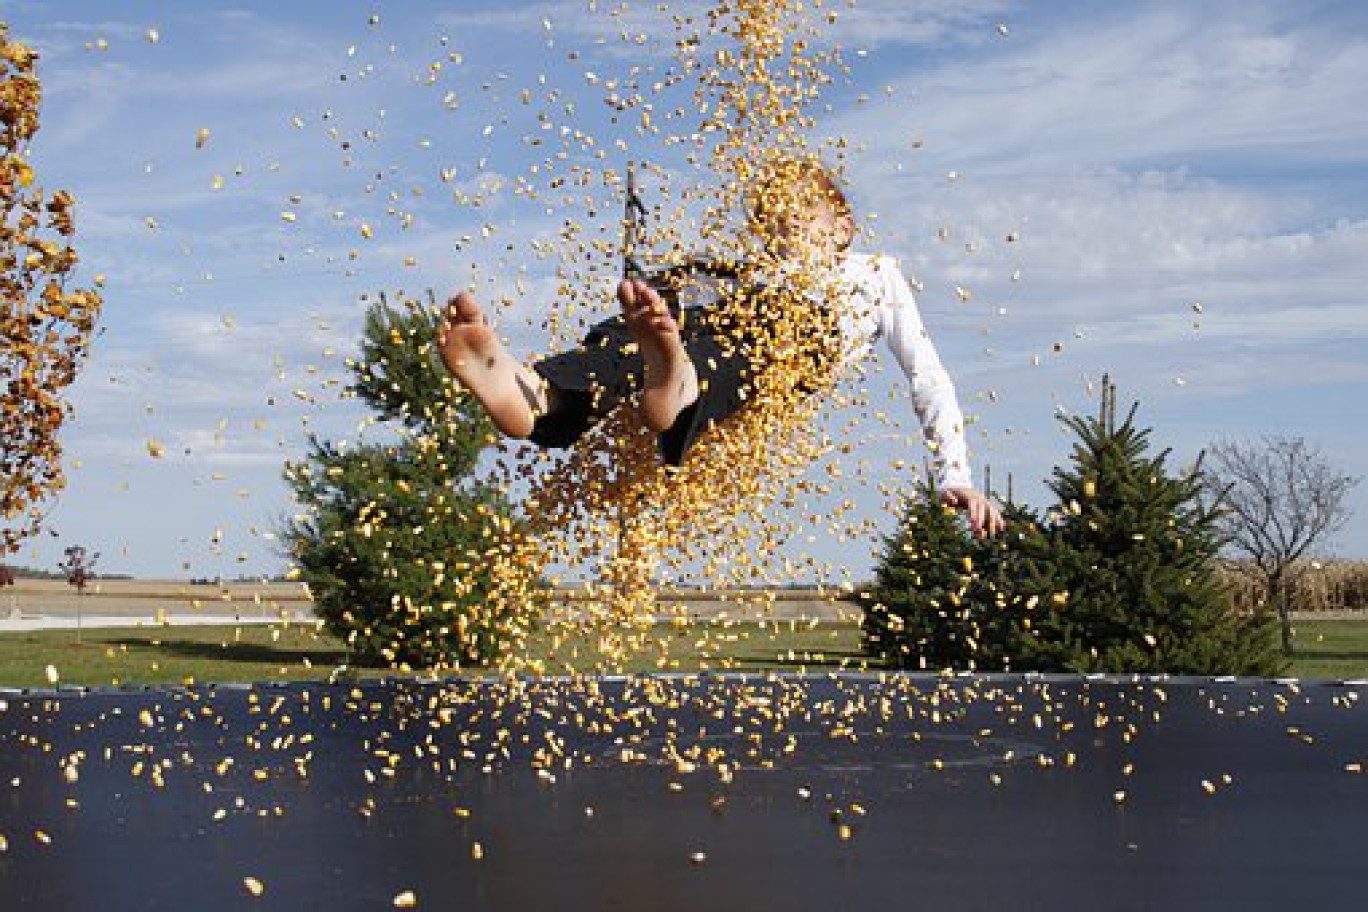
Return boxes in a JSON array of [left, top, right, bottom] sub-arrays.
[[282, 297, 535, 669], [861, 489, 1057, 672], [861, 379, 1285, 676]]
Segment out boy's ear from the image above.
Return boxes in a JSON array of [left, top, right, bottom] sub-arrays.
[[838, 213, 856, 245]]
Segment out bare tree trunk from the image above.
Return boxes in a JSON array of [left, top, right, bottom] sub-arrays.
[[1203, 436, 1359, 659], [1271, 573, 1294, 655]]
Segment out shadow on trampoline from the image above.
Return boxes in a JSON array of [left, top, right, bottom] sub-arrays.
[[1, 672, 1364, 911]]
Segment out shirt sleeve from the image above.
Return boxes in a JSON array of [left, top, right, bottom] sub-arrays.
[[871, 256, 974, 490]]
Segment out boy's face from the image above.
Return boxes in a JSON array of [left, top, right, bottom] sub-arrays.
[[756, 185, 853, 261]]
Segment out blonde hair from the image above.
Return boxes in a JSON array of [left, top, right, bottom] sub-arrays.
[[745, 153, 854, 249]]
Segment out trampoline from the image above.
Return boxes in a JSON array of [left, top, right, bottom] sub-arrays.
[[1, 673, 1365, 910]]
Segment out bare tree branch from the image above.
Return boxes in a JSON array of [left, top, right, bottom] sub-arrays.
[[1202, 436, 1360, 653]]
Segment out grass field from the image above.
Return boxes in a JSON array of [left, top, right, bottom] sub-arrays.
[[1, 618, 1364, 689], [0, 618, 872, 689], [1280, 619, 1368, 681]]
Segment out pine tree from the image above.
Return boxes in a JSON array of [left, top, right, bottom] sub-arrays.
[[282, 295, 531, 669], [962, 501, 1066, 672], [859, 379, 1284, 677], [1041, 379, 1284, 675], [860, 482, 979, 670], [859, 483, 1058, 672]]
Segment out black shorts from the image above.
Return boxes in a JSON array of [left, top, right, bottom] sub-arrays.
[[528, 282, 839, 466], [528, 306, 756, 466]]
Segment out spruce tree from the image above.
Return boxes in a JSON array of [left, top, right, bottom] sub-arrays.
[[859, 379, 1284, 677], [860, 483, 979, 670], [282, 295, 529, 669], [859, 483, 1057, 672], [1041, 379, 1284, 675], [965, 502, 1066, 672]]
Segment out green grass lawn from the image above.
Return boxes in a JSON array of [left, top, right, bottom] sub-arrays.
[[1282, 619, 1368, 681], [0, 622, 367, 690], [0, 619, 873, 689], [0, 618, 1363, 689]]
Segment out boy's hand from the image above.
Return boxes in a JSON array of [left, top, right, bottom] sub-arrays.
[[942, 487, 1005, 538]]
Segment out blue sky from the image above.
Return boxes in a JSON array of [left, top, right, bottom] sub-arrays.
[[3, 0, 1365, 580]]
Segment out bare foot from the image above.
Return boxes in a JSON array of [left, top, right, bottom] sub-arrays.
[[619, 278, 698, 432], [437, 291, 544, 438]]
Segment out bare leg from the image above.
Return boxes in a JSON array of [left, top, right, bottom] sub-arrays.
[[619, 278, 699, 432], [437, 291, 546, 438]]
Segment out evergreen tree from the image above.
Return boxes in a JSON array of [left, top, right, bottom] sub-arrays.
[[860, 483, 1057, 672], [282, 295, 530, 669], [860, 482, 978, 670], [965, 502, 1067, 672], [859, 379, 1284, 677], [1040, 378, 1283, 675]]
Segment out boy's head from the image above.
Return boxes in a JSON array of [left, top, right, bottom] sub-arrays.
[[745, 153, 855, 258]]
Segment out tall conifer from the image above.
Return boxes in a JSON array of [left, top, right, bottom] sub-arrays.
[[861, 379, 1284, 676], [282, 296, 531, 669]]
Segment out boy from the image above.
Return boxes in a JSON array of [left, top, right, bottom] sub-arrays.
[[438, 157, 1003, 536]]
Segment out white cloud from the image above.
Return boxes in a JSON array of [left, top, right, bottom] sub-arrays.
[[817, 3, 1368, 405], [836, 3, 1368, 174], [811, 0, 1010, 49], [852, 167, 1366, 336]]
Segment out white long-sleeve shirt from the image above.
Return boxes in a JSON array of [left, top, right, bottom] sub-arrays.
[[828, 252, 974, 490]]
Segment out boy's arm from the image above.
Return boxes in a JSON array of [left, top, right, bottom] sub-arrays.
[[873, 257, 973, 489], [873, 257, 1003, 535]]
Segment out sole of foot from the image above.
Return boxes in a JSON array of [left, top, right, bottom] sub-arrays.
[[438, 291, 538, 438], [619, 278, 698, 432]]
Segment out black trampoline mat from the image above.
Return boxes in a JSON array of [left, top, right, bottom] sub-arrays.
[[2, 673, 1365, 911]]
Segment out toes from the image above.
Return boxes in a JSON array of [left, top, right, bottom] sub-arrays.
[[618, 279, 662, 314], [633, 279, 662, 309], [447, 291, 483, 324], [620, 279, 679, 342]]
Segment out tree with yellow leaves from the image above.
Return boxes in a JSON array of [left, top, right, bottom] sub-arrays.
[[1, 23, 103, 555]]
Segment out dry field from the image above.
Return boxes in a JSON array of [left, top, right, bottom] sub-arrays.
[[2, 577, 314, 621], [1223, 559, 1368, 614]]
